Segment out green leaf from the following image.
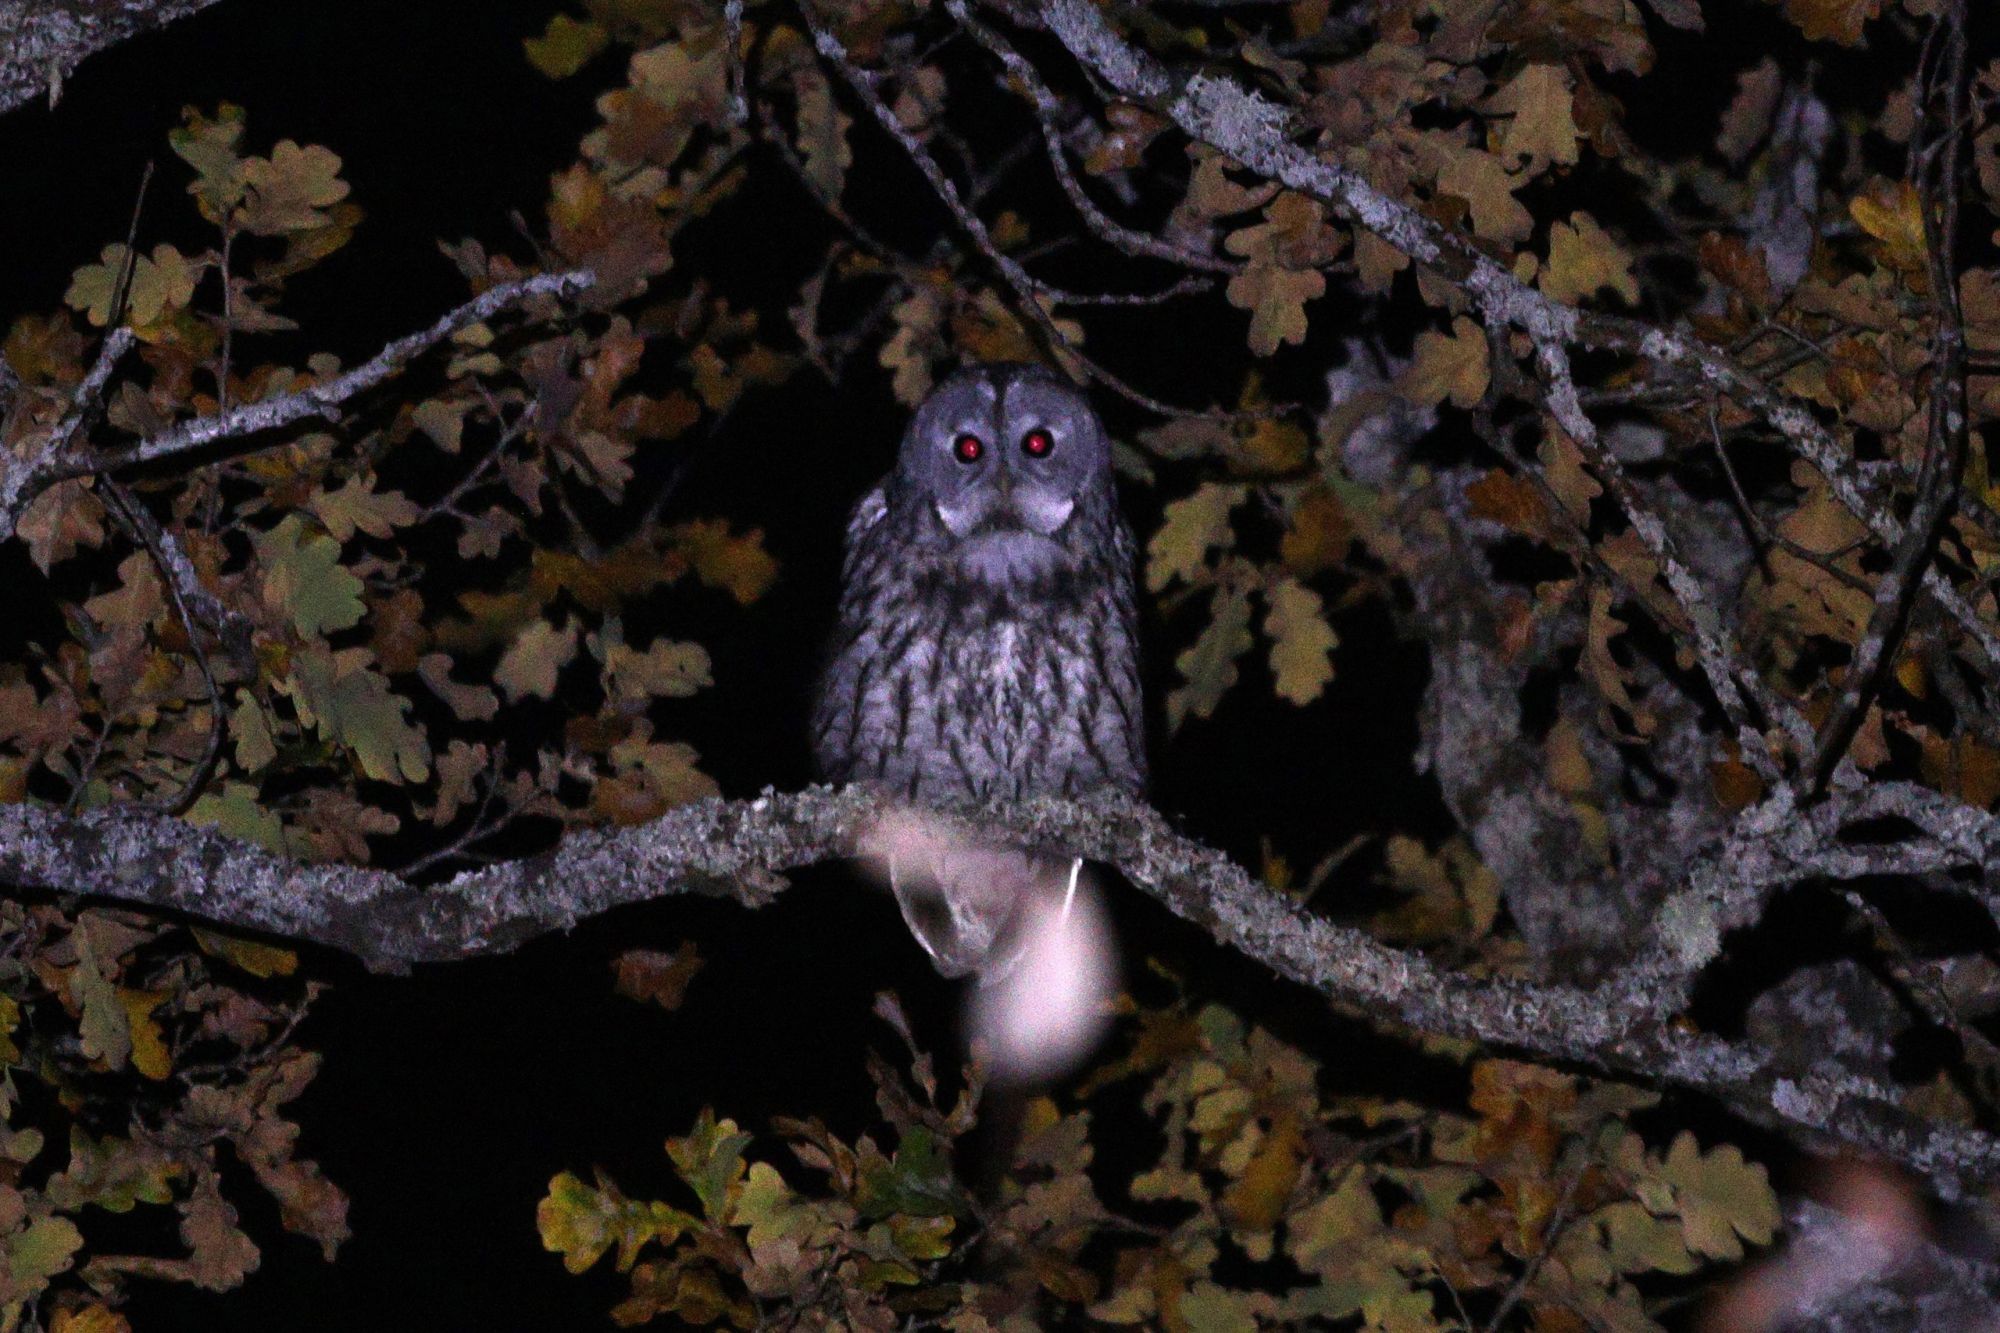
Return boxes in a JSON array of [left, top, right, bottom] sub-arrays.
[[664, 1110, 752, 1222], [857, 1127, 961, 1220], [169, 104, 248, 219], [1168, 574, 1255, 730], [5, 1216, 83, 1294], [525, 14, 609, 78], [537, 1171, 694, 1275], [1661, 1133, 1779, 1260], [286, 646, 432, 783], [1263, 577, 1337, 706], [185, 782, 287, 853], [1147, 484, 1244, 592], [258, 515, 365, 638]]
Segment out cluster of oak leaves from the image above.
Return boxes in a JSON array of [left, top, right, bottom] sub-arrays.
[[1, 0, 1998, 1325]]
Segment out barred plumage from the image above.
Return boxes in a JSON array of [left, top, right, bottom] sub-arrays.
[[813, 365, 1144, 975]]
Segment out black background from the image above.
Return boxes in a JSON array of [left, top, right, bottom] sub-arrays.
[[0, 1, 1442, 1326]]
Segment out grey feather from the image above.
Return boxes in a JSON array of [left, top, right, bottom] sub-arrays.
[[813, 365, 1145, 975]]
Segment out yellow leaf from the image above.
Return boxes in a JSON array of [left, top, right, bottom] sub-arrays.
[[1780, 0, 1883, 44], [1541, 212, 1640, 305], [1433, 143, 1534, 244], [496, 617, 580, 702], [53, 1307, 131, 1333], [1662, 1133, 1779, 1261], [794, 66, 851, 201], [307, 475, 419, 541], [1221, 1113, 1302, 1230], [525, 13, 608, 78], [238, 140, 350, 235], [670, 520, 779, 604], [1848, 180, 1928, 273], [1147, 484, 1245, 591], [118, 989, 172, 1080], [1538, 425, 1604, 520], [1223, 194, 1342, 356], [191, 927, 299, 978], [1352, 228, 1409, 294], [1169, 576, 1255, 729], [1396, 316, 1489, 409], [602, 638, 712, 703], [1488, 64, 1580, 167], [1263, 578, 1338, 706]]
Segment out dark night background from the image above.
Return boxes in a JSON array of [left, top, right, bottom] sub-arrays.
[[0, 2, 1444, 1325]]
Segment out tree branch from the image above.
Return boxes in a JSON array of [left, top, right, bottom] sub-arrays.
[[0, 269, 597, 542], [0, 0, 229, 116], [1025, 0, 2000, 670], [5, 783, 2000, 1189]]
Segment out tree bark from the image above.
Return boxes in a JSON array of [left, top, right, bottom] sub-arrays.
[[0, 0, 231, 116]]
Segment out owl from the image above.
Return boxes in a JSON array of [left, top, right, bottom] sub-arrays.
[[814, 364, 1145, 977]]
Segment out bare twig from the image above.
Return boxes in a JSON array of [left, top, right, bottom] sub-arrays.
[[805, 7, 1242, 421], [0, 269, 597, 542], [1807, 0, 1970, 790], [100, 479, 227, 816], [1535, 339, 1814, 772], [948, 0, 1240, 275], [1028, 0, 2000, 671]]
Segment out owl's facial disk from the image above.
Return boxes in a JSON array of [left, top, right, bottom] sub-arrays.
[[903, 367, 1109, 584]]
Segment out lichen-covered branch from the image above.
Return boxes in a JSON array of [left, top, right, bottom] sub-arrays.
[[0, 269, 596, 542], [1026, 0, 2000, 669], [0, 0, 229, 116], [5, 783, 2000, 1189]]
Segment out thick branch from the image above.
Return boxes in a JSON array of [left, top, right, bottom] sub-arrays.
[[0, 0, 228, 116], [5, 785, 2000, 1189], [0, 269, 596, 542], [1027, 0, 2000, 667]]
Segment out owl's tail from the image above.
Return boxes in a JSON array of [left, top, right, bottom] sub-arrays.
[[877, 821, 1116, 1080], [888, 841, 1046, 979]]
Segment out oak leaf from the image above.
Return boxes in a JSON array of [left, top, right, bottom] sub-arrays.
[[1396, 316, 1489, 409]]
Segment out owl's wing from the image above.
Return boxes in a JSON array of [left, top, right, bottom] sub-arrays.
[[837, 485, 890, 583], [848, 486, 888, 537]]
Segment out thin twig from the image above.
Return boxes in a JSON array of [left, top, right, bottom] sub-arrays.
[[1807, 0, 1970, 791], [805, 7, 1242, 421], [100, 479, 227, 816], [0, 269, 596, 541]]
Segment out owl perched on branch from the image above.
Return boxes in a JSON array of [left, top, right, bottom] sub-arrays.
[[814, 365, 1145, 981]]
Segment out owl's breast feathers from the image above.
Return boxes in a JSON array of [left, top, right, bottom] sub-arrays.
[[813, 483, 1146, 802]]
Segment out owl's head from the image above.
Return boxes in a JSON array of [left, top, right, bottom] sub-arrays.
[[898, 365, 1111, 584]]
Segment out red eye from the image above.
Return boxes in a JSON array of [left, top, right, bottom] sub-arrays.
[[953, 433, 984, 463], [1022, 428, 1054, 458]]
